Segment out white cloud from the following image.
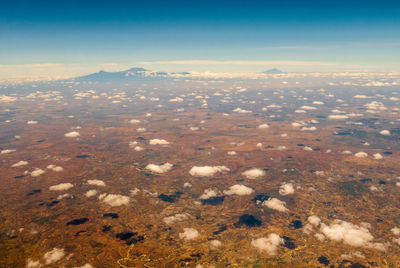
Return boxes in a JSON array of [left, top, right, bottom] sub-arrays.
[[308, 215, 321, 226], [12, 160, 28, 167], [391, 227, 400, 235], [354, 152, 368, 158], [129, 119, 141, 124], [145, 163, 173, 173], [43, 248, 65, 265], [262, 198, 288, 212], [26, 258, 41, 268], [227, 151, 237, 155], [179, 228, 199, 240], [233, 108, 252, 113], [258, 123, 269, 129], [353, 95, 371, 99], [169, 97, 184, 102], [200, 188, 219, 199], [31, 168, 45, 177], [328, 115, 349, 120], [99, 193, 130, 206], [242, 168, 266, 179], [64, 131, 80, 138], [251, 234, 284, 255], [46, 164, 64, 172], [49, 183, 74, 191], [379, 130, 391, 136], [301, 126, 317, 131], [163, 213, 190, 225], [189, 166, 230, 177], [223, 184, 254, 196], [279, 182, 295, 196], [87, 179, 105, 186], [1, 149, 16, 154], [210, 240, 222, 248], [300, 105, 317, 110], [373, 153, 383, 160], [149, 139, 170, 145], [27, 120, 38, 125], [85, 189, 97, 198]]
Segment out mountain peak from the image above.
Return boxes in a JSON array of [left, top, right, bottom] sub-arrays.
[[263, 68, 286, 74]]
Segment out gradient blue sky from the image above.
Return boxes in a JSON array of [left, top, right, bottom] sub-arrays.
[[1, 0, 400, 79]]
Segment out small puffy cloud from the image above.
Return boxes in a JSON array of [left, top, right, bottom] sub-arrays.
[[149, 139, 170, 145], [179, 228, 199, 240], [313, 101, 324, 105], [200, 188, 219, 199], [87, 179, 105, 186], [46, 164, 64, 172], [145, 163, 173, 173], [301, 126, 317, 131], [136, 127, 146, 132], [43, 248, 65, 265], [169, 97, 184, 102], [210, 240, 222, 248], [99, 193, 130, 206], [262, 198, 288, 212], [379, 130, 391, 136], [251, 234, 284, 255], [31, 168, 45, 177], [328, 115, 349, 120], [353, 95, 371, 99], [258, 123, 269, 129], [26, 258, 41, 268], [12, 160, 28, 167], [233, 108, 252, 113], [49, 183, 74, 191], [308, 215, 321, 226], [64, 131, 80, 138], [242, 168, 266, 179], [391, 227, 400, 235], [303, 146, 313, 151], [223, 184, 254, 196], [163, 213, 189, 225], [279, 182, 295, 196], [1, 149, 16, 154], [373, 153, 383, 160], [227, 151, 237, 155], [27, 120, 38, 125], [189, 166, 230, 177], [300, 105, 317, 110], [85, 189, 97, 197], [354, 152, 368, 158], [129, 119, 141, 124]]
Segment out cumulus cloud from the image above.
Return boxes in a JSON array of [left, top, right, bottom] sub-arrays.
[[279, 182, 295, 196], [223, 184, 254, 196], [49, 183, 74, 191], [64, 131, 80, 138], [43, 248, 65, 265], [12, 160, 28, 167], [31, 168, 45, 177], [210, 239, 222, 248], [169, 97, 184, 102], [304, 216, 386, 250], [46, 164, 64, 172], [85, 189, 97, 198], [179, 228, 199, 240], [354, 152, 368, 158], [129, 119, 141, 124], [242, 168, 266, 179], [379, 130, 391, 136], [233, 108, 252, 113], [27, 120, 38, 125], [87, 179, 105, 186], [163, 213, 190, 225], [251, 234, 284, 255], [258, 123, 269, 129], [262, 198, 288, 212], [1, 149, 16, 154], [145, 163, 173, 173], [200, 188, 219, 199], [189, 166, 230, 177], [301, 126, 317, 131], [227, 151, 237, 155], [373, 153, 383, 160], [149, 139, 170, 145], [328, 115, 349, 120], [99, 193, 130, 206], [26, 258, 41, 268]]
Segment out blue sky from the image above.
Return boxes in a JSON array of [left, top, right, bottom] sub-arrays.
[[1, 0, 399, 79]]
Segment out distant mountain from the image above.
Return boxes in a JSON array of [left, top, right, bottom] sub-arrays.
[[263, 68, 287, 74], [73, 67, 188, 82]]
